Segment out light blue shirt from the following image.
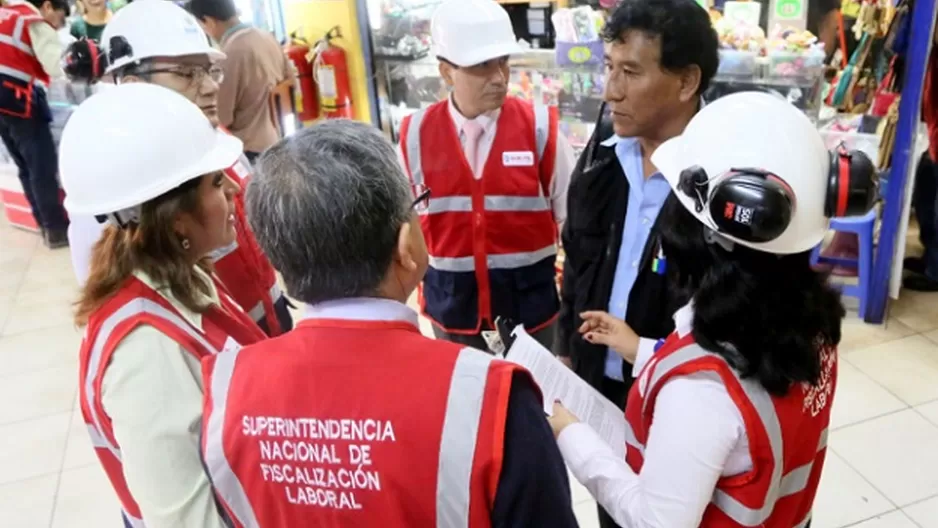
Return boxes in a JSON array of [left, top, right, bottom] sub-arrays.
[[603, 136, 672, 382]]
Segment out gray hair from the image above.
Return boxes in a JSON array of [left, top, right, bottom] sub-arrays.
[[246, 119, 413, 304]]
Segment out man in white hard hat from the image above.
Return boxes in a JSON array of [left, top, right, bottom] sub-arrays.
[[64, 0, 293, 336], [398, 0, 575, 351]]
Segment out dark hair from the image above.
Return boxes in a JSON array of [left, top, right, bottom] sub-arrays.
[[657, 193, 845, 396], [602, 0, 719, 94], [247, 120, 413, 305], [185, 0, 238, 22], [29, 0, 70, 14]]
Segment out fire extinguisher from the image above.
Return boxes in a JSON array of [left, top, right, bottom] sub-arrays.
[[309, 26, 354, 119], [283, 33, 319, 121]]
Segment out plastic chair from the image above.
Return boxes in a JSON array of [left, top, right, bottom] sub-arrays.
[[810, 208, 877, 317]]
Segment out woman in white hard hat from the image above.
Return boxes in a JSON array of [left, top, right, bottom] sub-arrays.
[[62, 0, 294, 337], [61, 83, 267, 528], [548, 92, 878, 528]]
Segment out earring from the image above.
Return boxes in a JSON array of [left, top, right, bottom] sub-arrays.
[[182, 238, 191, 250]]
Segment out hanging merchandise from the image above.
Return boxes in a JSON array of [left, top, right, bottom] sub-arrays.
[[309, 26, 354, 120], [828, 31, 872, 109], [284, 33, 319, 121], [876, 98, 899, 169], [870, 56, 899, 116]]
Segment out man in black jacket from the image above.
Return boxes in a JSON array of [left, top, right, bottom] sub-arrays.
[[554, 1, 718, 524]]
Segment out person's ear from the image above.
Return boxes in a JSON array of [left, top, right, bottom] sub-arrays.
[[395, 219, 419, 272], [678, 65, 702, 103], [438, 61, 456, 87]]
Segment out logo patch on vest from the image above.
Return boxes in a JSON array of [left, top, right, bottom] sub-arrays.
[[502, 151, 535, 167]]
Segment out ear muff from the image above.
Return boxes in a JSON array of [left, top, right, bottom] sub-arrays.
[[678, 166, 795, 244], [825, 146, 878, 218], [63, 38, 108, 84]]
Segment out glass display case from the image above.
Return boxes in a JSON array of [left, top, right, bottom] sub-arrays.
[[372, 47, 824, 155], [366, 0, 440, 61], [365, 0, 825, 150]]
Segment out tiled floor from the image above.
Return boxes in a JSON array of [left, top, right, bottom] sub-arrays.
[[2, 211, 938, 528]]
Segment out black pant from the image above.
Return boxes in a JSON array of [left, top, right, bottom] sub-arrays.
[[913, 152, 938, 280], [256, 295, 295, 336], [0, 113, 68, 231], [433, 321, 556, 352]]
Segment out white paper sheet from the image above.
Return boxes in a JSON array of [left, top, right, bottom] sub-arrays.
[[504, 326, 627, 458]]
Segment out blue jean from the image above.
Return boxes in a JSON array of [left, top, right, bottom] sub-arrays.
[[913, 152, 938, 280], [0, 106, 68, 231]]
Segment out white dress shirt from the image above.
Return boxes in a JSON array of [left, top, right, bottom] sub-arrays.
[[557, 303, 752, 528], [397, 97, 576, 227], [100, 267, 226, 528]]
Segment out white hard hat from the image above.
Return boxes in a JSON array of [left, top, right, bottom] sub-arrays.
[[60, 83, 243, 217], [652, 92, 836, 255], [101, 0, 224, 74], [431, 0, 521, 67]]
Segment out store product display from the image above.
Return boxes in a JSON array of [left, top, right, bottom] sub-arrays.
[[766, 28, 827, 78]]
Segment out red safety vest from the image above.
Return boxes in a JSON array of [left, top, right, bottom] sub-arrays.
[[212, 149, 283, 335], [0, 3, 50, 118], [201, 309, 537, 527], [78, 274, 266, 526], [399, 97, 560, 334], [624, 333, 836, 527]]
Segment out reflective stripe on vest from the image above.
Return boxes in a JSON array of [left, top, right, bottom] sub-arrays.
[[0, 12, 37, 56], [83, 298, 222, 472], [421, 195, 549, 216], [429, 244, 557, 273], [203, 345, 260, 528], [246, 283, 283, 322], [404, 103, 552, 188], [203, 346, 496, 528], [436, 348, 493, 528], [631, 344, 829, 526]]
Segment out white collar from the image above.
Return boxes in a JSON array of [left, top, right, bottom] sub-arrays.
[[673, 301, 695, 338], [447, 96, 499, 136], [301, 297, 420, 329]]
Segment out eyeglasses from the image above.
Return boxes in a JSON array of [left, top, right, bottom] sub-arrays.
[[412, 185, 431, 213], [140, 65, 225, 87]]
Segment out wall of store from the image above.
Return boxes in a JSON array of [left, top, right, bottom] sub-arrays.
[[283, 0, 373, 123]]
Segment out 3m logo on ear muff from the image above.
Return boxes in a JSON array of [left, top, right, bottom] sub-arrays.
[[724, 202, 755, 226]]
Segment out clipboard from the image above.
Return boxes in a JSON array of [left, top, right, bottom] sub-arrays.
[[480, 316, 519, 356]]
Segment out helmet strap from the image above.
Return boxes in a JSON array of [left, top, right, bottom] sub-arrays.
[[704, 228, 736, 253], [101, 206, 142, 229]]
